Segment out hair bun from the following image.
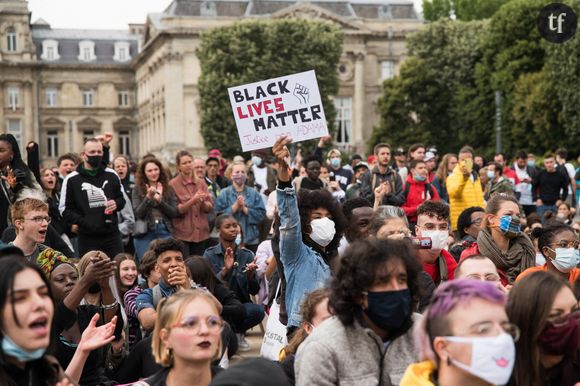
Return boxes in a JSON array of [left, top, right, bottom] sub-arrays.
[[530, 227, 544, 239]]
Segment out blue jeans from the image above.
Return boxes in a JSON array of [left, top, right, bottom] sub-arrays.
[[133, 222, 172, 263], [537, 204, 557, 223], [239, 303, 265, 333]]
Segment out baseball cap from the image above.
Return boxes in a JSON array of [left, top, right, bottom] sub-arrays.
[[428, 147, 438, 155], [367, 155, 377, 164], [424, 152, 436, 162], [393, 147, 405, 156], [353, 162, 369, 172]]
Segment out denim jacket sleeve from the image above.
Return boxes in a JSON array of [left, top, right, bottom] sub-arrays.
[[277, 185, 305, 268], [215, 189, 234, 215]]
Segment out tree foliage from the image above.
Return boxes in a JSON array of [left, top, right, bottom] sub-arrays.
[[197, 19, 342, 158], [374, 0, 580, 157]]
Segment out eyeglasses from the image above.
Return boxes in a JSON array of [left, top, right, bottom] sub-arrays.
[[469, 218, 483, 226], [465, 273, 501, 282], [22, 216, 51, 224], [171, 315, 224, 334], [550, 240, 580, 249], [466, 321, 520, 342]]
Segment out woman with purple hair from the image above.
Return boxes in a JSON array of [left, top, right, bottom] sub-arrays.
[[400, 279, 519, 386]]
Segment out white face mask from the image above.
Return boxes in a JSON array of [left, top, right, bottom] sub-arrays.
[[444, 333, 515, 386], [421, 230, 449, 251], [551, 248, 580, 273], [310, 217, 336, 247], [535, 252, 546, 266]]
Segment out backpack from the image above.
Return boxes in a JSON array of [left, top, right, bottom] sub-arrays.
[[403, 181, 434, 200]]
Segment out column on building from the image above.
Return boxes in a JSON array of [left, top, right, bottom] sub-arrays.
[[352, 51, 365, 146]]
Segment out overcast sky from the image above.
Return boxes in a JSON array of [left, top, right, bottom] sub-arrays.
[[27, 0, 423, 29]]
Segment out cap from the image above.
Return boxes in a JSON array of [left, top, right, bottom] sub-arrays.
[[353, 162, 369, 172], [424, 152, 436, 162], [0, 243, 24, 258], [208, 149, 222, 157], [350, 154, 362, 162], [393, 147, 405, 156], [367, 155, 377, 164], [233, 155, 245, 163], [428, 147, 438, 155]]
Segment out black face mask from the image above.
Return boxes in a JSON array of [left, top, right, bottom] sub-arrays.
[[86, 155, 102, 169], [364, 289, 411, 332], [88, 283, 101, 294]]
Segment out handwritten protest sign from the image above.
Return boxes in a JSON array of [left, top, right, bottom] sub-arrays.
[[228, 70, 329, 152]]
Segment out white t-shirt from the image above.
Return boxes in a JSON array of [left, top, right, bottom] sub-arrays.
[[514, 163, 533, 206], [252, 165, 269, 205]]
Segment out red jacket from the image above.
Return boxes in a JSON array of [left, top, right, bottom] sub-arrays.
[[402, 176, 440, 224], [423, 249, 457, 286], [502, 167, 519, 187], [460, 243, 509, 286]]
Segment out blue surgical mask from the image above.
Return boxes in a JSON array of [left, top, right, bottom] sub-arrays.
[[363, 289, 411, 331], [235, 234, 242, 246], [487, 170, 496, 179], [330, 158, 340, 169], [527, 160, 536, 167], [498, 215, 521, 239], [414, 174, 426, 182], [251, 156, 262, 167], [551, 248, 580, 273], [2, 334, 45, 362]]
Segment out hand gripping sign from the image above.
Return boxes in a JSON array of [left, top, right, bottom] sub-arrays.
[[228, 70, 329, 152]]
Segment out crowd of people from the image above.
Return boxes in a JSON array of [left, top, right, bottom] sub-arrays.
[[0, 131, 577, 386]]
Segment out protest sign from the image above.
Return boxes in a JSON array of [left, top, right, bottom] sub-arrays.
[[228, 70, 329, 152]]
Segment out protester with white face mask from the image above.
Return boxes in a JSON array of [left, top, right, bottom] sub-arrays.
[[415, 201, 457, 286], [517, 224, 580, 284], [272, 136, 346, 338], [401, 279, 518, 386]]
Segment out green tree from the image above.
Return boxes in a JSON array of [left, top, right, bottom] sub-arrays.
[[372, 19, 487, 153], [197, 19, 342, 158], [545, 0, 580, 154]]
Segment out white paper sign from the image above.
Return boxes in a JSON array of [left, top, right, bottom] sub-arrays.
[[228, 70, 329, 152]]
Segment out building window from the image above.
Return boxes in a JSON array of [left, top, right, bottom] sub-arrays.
[[7, 87, 19, 110], [82, 89, 94, 107], [6, 119, 22, 149], [118, 91, 130, 107], [119, 130, 130, 155], [334, 97, 352, 146], [45, 88, 57, 107], [6, 28, 16, 52], [78, 41, 96, 62], [47, 130, 59, 158], [41, 40, 60, 61], [200, 1, 217, 16], [82, 129, 95, 143], [381, 60, 395, 80], [114, 42, 130, 62]]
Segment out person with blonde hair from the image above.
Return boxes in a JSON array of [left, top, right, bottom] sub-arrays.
[[10, 197, 53, 262], [140, 289, 223, 386]]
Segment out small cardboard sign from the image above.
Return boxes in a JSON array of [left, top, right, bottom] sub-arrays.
[[228, 70, 329, 152]]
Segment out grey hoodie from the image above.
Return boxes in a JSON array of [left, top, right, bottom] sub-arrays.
[[295, 314, 420, 386]]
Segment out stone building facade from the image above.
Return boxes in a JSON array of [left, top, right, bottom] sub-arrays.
[[0, 0, 421, 165]]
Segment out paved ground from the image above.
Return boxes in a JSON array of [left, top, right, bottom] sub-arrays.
[[230, 319, 267, 365]]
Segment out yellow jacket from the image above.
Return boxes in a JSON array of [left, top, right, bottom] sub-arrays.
[[446, 166, 485, 230], [400, 361, 437, 386]]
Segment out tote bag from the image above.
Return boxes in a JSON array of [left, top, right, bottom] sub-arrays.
[[259, 283, 288, 361]]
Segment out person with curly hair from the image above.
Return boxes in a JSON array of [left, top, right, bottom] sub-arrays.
[[272, 137, 346, 336], [295, 238, 422, 386]]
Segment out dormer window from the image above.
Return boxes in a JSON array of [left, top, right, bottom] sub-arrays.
[[41, 40, 60, 61], [6, 27, 16, 52], [78, 40, 96, 62], [200, 1, 217, 17], [114, 42, 130, 62]]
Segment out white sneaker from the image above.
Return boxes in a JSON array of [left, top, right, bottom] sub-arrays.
[[237, 333, 251, 352]]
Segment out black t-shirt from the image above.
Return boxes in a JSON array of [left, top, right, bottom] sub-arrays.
[[299, 178, 324, 191]]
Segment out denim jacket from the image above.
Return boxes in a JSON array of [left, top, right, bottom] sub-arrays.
[[277, 185, 331, 327], [215, 186, 266, 246]]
